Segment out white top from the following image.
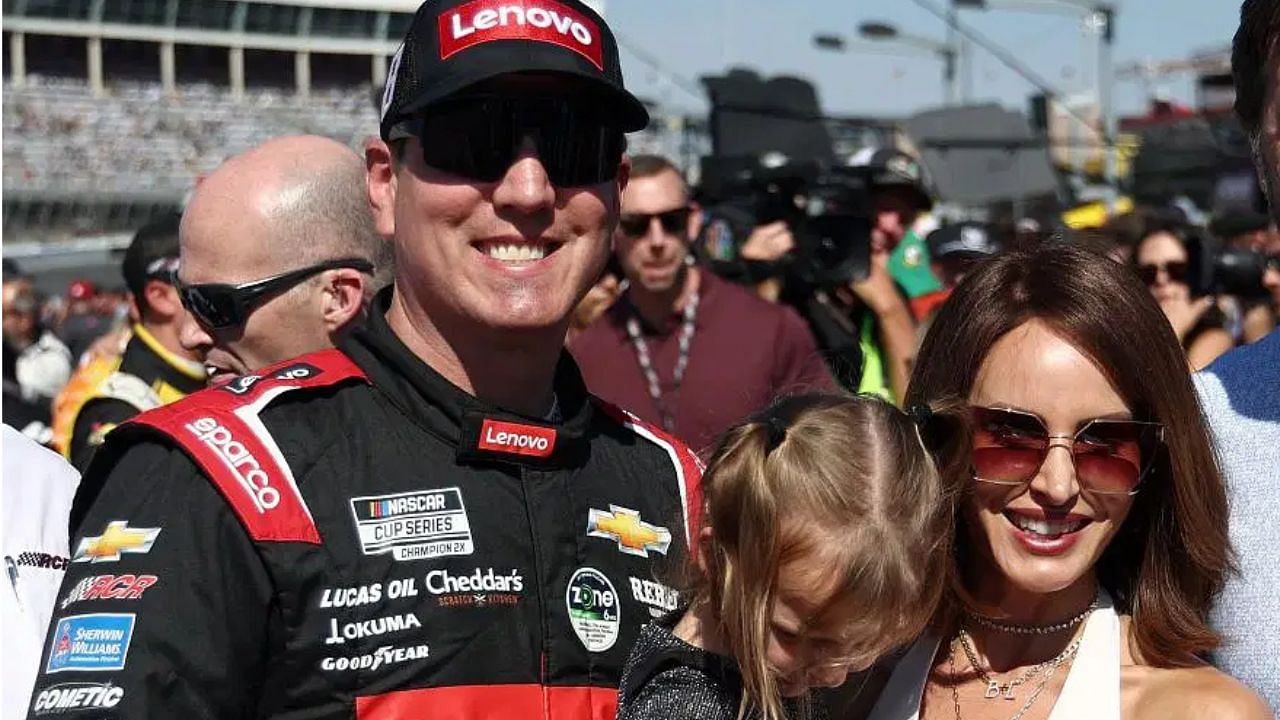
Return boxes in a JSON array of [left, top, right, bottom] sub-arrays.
[[867, 591, 1122, 720], [1, 425, 81, 720]]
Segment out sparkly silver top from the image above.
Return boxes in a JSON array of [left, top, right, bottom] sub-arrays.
[[617, 614, 828, 720]]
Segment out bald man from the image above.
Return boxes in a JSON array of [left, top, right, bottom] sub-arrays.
[[176, 134, 393, 384]]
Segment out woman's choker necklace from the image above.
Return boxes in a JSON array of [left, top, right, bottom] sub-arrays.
[[966, 591, 1100, 636]]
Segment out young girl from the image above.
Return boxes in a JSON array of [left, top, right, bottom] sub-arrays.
[[617, 393, 958, 720]]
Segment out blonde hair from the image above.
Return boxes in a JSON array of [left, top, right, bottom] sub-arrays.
[[694, 393, 957, 720]]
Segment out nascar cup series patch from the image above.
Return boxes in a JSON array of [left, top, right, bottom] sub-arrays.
[[348, 488, 475, 562], [565, 567, 620, 652]]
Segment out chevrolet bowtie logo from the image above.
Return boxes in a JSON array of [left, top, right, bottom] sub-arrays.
[[73, 521, 161, 563], [587, 505, 672, 558]]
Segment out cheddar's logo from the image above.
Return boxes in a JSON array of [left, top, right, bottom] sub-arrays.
[[586, 505, 671, 558]]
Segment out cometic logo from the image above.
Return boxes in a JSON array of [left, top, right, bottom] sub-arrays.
[[32, 683, 124, 714], [477, 419, 556, 458], [438, 0, 605, 70], [185, 417, 279, 511]]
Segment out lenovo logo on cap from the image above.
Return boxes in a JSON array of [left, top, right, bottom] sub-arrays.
[[439, 0, 604, 71], [478, 419, 557, 458]]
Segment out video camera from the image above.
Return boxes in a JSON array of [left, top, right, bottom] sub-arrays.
[[694, 69, 872, 289], [697, 155, 873, 288], [1187, 233, 1273, 300]]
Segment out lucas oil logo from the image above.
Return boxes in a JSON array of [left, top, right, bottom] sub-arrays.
[[438, 0, 604, 70], [349, 488, 475, 562]]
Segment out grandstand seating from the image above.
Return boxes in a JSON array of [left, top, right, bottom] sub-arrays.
[[3, 76, 380, 198], [3, 76, 694, 201]]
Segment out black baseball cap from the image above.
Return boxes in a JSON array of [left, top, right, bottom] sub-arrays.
[[927, 222, 1001, 260], [121, 212, 182, 298], [847, 148, 935, 211], [379, 0, 649, 141]]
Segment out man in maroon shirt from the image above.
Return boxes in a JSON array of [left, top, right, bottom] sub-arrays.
[[571, 155, 836, 452]]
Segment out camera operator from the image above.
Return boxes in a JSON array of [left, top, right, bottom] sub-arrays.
[[1212, 209, 1279, 341], [694, 152, 920, 404], [571, 154, 835, 452]]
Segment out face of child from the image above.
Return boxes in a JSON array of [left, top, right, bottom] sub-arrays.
[[765, 551, 872, 697]]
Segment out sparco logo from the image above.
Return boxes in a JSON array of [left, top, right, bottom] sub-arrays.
[[477, 419, 556, 458], [438, 0, 604, 70], [32, 683, 123, 714], [185, 417, 279, 511], [221, 362, 320, 396]]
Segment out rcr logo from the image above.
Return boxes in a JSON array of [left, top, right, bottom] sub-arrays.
[[185, 417, 279, 511]]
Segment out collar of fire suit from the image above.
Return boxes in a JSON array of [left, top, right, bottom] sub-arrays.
[[341, 288, 594, 469]]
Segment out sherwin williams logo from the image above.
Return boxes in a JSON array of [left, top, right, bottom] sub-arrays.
[[349, 488, 475, 562], [478, 418, 556, 458], [438, 0, 604, 70], [586, 505, 672, 558], [73, 522, 160, 564], [46, 614, 135, 673]]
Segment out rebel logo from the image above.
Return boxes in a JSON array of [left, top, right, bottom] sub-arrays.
[[438, 0, 605, 70], [478, 419, 556, 459]]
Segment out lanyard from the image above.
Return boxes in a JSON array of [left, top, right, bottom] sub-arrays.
[[624, 289, 700, 432]]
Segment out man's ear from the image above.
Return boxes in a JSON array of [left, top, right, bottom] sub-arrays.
[[694, 524, 715, 576], [365, 136, 397, 239], [687, 201, 703, 242], [142, 280, 182, 323], [615, 154, 631, 205], [321, 268, 367, 334]]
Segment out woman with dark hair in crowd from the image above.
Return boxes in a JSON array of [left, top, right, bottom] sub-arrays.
[[864, 243, 1269, 719], [1133, 220, 1235, 369]]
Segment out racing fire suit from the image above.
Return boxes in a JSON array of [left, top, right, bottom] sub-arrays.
[[29, 297, 701, 719]]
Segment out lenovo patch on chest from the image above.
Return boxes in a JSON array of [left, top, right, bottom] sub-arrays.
[[477, 418, 557, 459], [348, 488, 475, 562], [438, 0, 605, 70]]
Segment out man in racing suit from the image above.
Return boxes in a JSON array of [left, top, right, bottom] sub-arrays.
[[28, 1, 701, 718], [52, 213, 205, 470]]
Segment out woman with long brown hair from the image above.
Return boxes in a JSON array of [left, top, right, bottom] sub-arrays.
[[865, 243, 1270, 719]]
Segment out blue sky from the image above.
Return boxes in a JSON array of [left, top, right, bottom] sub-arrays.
[[605, 0, 1239, 120]]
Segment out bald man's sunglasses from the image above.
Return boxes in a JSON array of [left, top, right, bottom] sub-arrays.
[[174, 258, 373, 331], [971, 406, 1165, 496], [413, 95, 625, 186]]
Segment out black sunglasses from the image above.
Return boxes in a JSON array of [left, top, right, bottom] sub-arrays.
[[618, 206, 693, 239], [1136, 261, 1188, 286], [413, 94, 625, 187], [176, 258, 373, 331]]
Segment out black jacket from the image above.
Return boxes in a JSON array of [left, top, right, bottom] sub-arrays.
[[30, 298, 701, 719]]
